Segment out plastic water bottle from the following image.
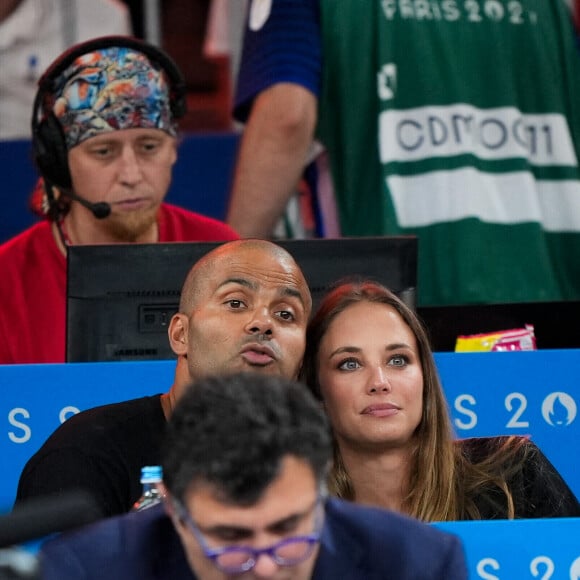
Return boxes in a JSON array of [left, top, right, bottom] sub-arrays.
[[132, 465, 165, 511]]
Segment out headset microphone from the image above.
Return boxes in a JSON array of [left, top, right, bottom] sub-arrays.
[[64, 189, 112, 219]]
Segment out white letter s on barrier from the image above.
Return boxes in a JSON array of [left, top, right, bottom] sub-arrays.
[[454, 394, 478, 429], [477, 558, 500, 580], [59, 406, 80, 424], [8, 408, 31, 443]]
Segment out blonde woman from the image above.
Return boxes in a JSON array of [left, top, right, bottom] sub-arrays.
[[302, 281, 580, 521]]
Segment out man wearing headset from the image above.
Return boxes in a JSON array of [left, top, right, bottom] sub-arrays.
[[0, 36, 238, 365]]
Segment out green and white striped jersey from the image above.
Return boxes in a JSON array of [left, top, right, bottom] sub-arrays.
[[317, 0, 580, 305]]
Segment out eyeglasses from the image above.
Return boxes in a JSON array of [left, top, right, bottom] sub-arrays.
[[173, 497, 324, 574]]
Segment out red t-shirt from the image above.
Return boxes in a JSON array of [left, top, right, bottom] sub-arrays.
[[0, 203, 238, 364]]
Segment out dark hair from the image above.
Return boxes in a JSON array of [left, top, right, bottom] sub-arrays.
[[162, 372, 331, 505]]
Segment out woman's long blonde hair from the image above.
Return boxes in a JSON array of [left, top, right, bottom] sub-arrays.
[[301, 280, 523, 521]]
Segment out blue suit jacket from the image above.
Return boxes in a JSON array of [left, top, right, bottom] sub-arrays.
[[40, 499, 467, 579]]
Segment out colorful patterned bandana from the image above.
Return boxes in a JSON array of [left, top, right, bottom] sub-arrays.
[[51, 47, 177, 149]]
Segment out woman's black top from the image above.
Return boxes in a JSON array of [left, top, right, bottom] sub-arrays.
[[460, 436, 580, 519]]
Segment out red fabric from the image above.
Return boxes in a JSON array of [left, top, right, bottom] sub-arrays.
[[0, 204, 238, 364]]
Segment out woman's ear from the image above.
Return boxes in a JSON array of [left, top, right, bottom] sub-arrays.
[[168, 313, 188, 356]]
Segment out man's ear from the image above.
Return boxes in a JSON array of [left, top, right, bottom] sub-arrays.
[[163, 493, 176, 519], [164, 494, 186, 535], [168, 313, 188, 356]]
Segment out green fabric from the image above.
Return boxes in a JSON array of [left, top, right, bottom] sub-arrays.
[[317, 0, 580, 305]]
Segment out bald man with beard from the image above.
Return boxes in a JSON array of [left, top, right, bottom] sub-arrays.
[[16, 239, 312, 518]]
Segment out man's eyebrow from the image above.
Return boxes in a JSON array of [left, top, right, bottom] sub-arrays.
[[277, 287, 307, 309], [202, 524, 253, 539], [217, 278, 306, 308], [265, 511, 304, 533], [85, 137, 116, 147], [216, 278, 257, 291], [203, 509, 307, 539], [265, 497, 321, 533]]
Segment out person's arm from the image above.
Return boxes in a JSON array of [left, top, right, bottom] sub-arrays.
[[227, 82, 317, 237], [227, 0, 321, 238]]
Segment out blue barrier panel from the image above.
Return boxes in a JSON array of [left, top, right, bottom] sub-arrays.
[[436, 350, 579, 505], [435, 517, 580, 580], [1, 361, 174, 512], [1, 350, 579, 512]]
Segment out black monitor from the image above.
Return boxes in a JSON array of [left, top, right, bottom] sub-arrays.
[[66, 237, 418, 362]]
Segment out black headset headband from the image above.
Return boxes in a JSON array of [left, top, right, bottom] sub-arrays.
[[31, 35, 187, 194]]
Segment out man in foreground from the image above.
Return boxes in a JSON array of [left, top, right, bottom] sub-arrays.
[[40, 372, 468, 579]]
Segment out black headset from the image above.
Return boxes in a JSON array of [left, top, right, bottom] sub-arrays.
[[31, 35, 188, 193]]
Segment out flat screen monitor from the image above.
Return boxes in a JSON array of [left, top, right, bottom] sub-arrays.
[[66, 237, 418, 362]]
